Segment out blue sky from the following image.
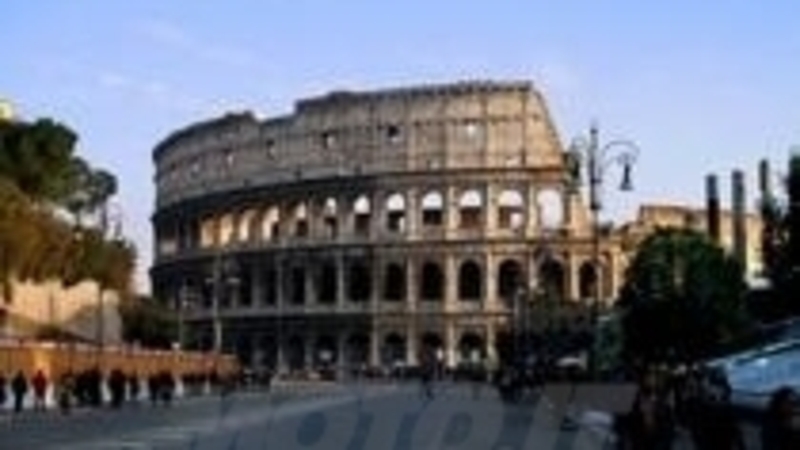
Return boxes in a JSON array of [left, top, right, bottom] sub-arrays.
[[3, 1, 800, 292]]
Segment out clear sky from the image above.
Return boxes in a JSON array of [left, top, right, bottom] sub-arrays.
[[3, 1, 799, 293]]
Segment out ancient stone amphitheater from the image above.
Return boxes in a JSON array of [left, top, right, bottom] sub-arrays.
[[150, 80, 640, 372]]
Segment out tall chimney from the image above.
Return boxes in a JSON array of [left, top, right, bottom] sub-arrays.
[[732, 170, 748, 272], [706, 174, 721, 243]]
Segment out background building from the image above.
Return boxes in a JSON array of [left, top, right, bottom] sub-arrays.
[[150, 80, 761, 372]]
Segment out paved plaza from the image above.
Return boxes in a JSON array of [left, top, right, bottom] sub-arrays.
[[0, 382, 620, 450]]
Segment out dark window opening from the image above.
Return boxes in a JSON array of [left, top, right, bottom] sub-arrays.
[[318, 263, 338, 304], [421, 262, 444, 301], [291, 267, 306, 305], [354, 214, 370, 235], [387, 211, 405, 232], [458, 261, 482, 300], [383, 264, 406, 301], [324, 217, 338, 238], [348, 262, 372, 302], [422, 209, 443, 226]]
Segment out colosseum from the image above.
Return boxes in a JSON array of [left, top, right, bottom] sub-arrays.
[[150, 80, 760, 373]]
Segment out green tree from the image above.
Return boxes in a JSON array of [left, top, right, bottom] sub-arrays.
[[0, 119, 78, 203], [118, 296, 177, 349], [619, 228, 751, 365]]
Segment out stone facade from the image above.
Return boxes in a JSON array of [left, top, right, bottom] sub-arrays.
[[150, 80, 761, 371]]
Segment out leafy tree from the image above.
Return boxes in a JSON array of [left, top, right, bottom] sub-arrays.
[[118, 296, 177, 349], [619, 228, 751, 365], [0, 119, 78, 203], [0, 117, 134, 304]]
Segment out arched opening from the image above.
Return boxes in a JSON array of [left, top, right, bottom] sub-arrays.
[[290, 266, 306, 305], [345, 333, 370, 368], [286, 336, 305, 371], [237, 209, 256, 242], [314, 335, 337, 368], [235, 335, 253, 368], [292, 202, 309, 237], [458, 260, 482, 301], [498, 259, 523, 302], [262, 266, 278, 305], [537, 189, 564, 230], [322, 197, 338, 238], [498, 189, 525, 230], [219, 213, 235, 244], [421, 191, 444, 227], [383, 263, 406, 301], [385, 193, 406, 232], [540, 259, 566, 302], [348, 259, 372, 302], [318, 261, 338, 304], [420, 261, 444, 301], [459, 189, 483, 229], [262, 207, 280, 241], [421, 332, 444, 364], [383, 333, 406, 366], [353, 195, 371, 236], [458, 333, 485, 365], [578, 261, 598, 300], [258, 335, 278, 369]]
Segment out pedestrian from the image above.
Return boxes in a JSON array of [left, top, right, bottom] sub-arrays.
[[619, 373, 675, 450], [761, 386, 800, 450], [128, 373, 140, 403], [32, 369, 48, 411], [57, 371, 75, 415], [11, 370, 27, 413], [0, 372, 7, 410], [689, 370, 745, 450]]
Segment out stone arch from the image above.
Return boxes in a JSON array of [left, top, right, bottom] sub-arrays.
[[458, 189, 483, 229], [539, 258, 566, 302], [344, 333, 370, 368], [318, 260, 338, 304], [497, 189, 524, 230], [537, 188, 564, 230], [497, 259, 523, 301], [314, 335, 338, 367], [458, 260, 482, 301], [286, 335, 305, 371], [420, 261, 444, 301], [578, 261, 598, 300], [219, 213, 235, 244], [421, 190, 444, 226], [348, 259, 372, 302], [237, 209, 256, 242], [289, 266, 306, 305], [261, 206, 280, 241], [200, 216, 217, 248], [421, 332, 444, 361], [322, 197, 338, 238], [353, 194, 371, 235], [383, 262, 406, 301], [292, 202, 309, 237], [383, 333, 406, 365], [385, 193, 406, 232], [458, 332, 485, 364]]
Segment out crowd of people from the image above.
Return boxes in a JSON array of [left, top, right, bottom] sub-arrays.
[[614, 366, 800, 450], [0, 368, 236, 414]]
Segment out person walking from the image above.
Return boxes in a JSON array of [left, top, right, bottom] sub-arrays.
[[11, 371, 27, 413], [761, 387, 800, 450], [0, 372, 7, 411], [32, 369, 48, 411]]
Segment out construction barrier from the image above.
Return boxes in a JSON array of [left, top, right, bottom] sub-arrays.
[[0, 338, 238, 379]]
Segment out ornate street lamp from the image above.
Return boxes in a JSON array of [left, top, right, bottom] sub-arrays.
[[568, 122, 639, 376]]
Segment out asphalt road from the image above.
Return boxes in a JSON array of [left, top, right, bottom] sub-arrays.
[[0, 382, 619, 450]]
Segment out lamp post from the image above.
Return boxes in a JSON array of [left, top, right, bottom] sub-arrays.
[[176, 282, 189, 350], [568, 122, 639, 376], [208, 251, 239, 354]]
